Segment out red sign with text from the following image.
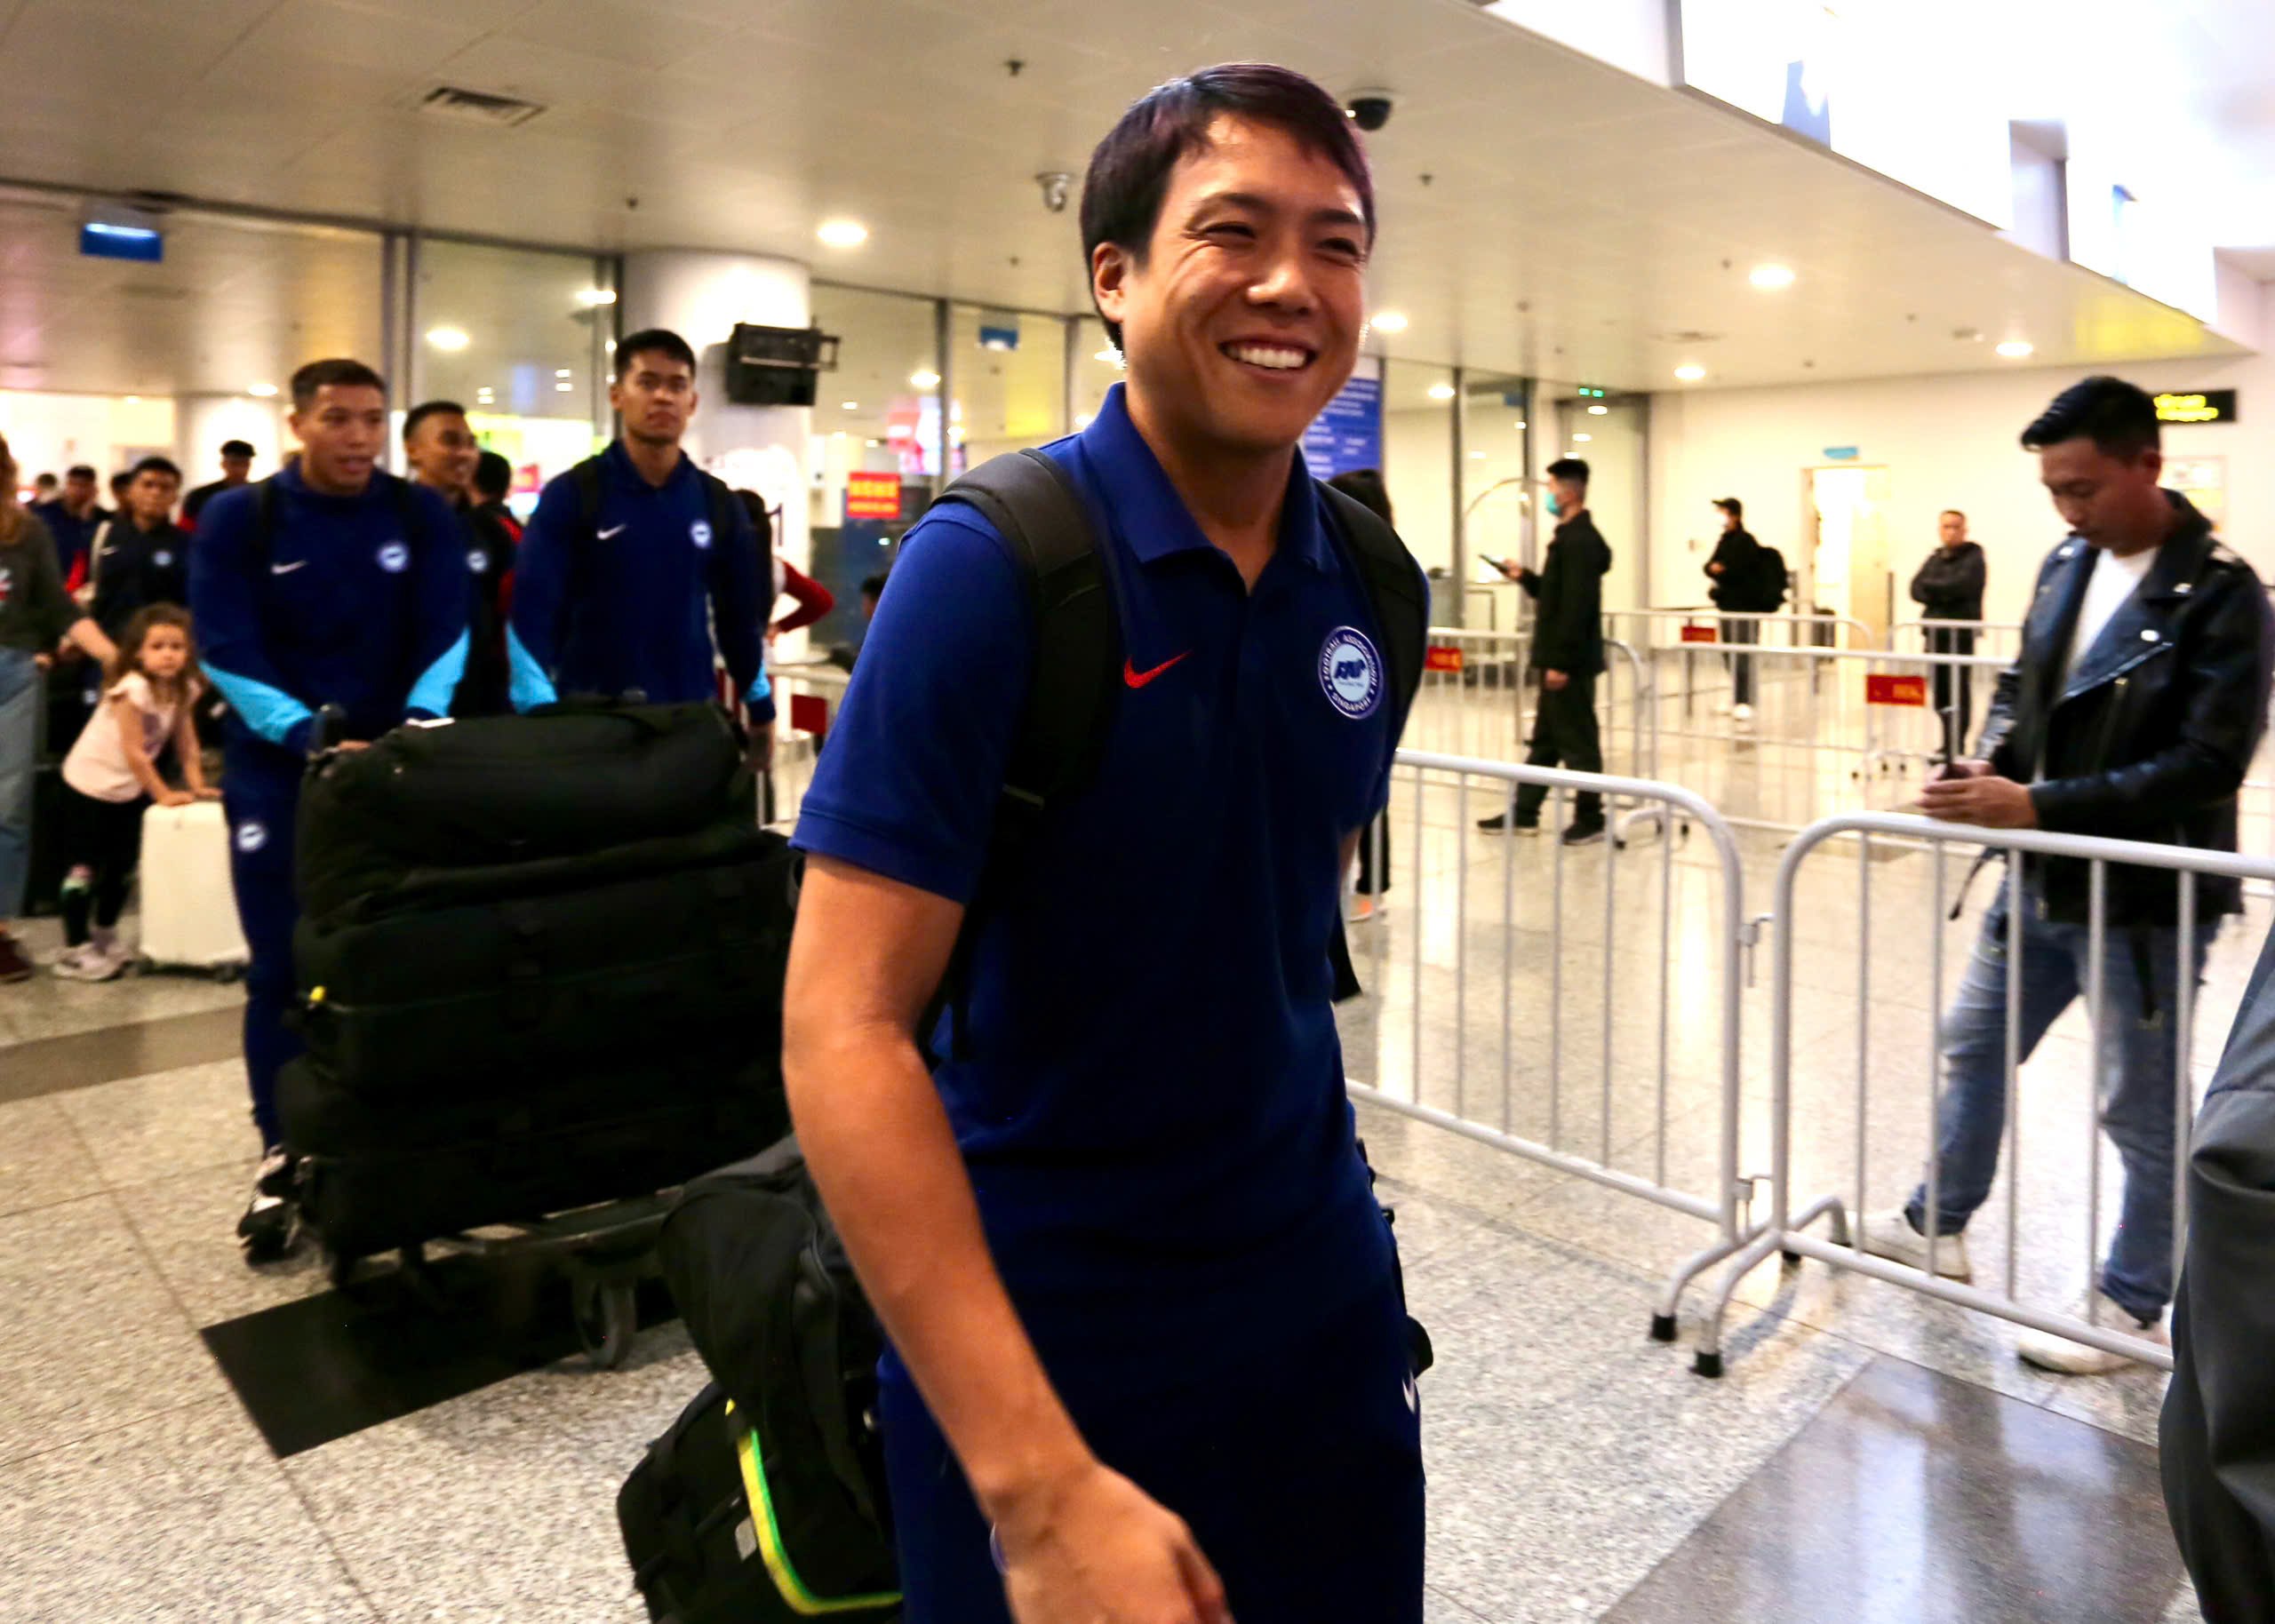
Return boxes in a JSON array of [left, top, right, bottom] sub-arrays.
[[845, 470, 901, 521], [1680, 625, 1718, 644], [1866, 674, 1928, 707], [1425, 645, 1465, 673]]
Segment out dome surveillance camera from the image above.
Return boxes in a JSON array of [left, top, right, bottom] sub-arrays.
[[1345, 91, 1394, 132], [1036, 171, 1074, 213]]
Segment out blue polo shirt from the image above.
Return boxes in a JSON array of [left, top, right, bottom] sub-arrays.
[[190, 466, 468, 761], [507, 442, 770, 716], [794, 384, 1419, 1388]]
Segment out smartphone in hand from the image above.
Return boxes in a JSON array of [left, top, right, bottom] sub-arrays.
[[1479, 553, 1515, 578]]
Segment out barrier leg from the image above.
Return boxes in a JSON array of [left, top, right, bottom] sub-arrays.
[[1689, 1194, 1847, 1377]]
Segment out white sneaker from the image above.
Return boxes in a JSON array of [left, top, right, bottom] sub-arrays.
[[1856, 1208, 1973, 1282], [52, 944, 124, 983], [2016, 1291, 2168, 1374], [1732, 703, 1755, 724]]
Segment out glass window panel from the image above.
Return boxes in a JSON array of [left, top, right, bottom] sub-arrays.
[[950, 304, 1067, 471]]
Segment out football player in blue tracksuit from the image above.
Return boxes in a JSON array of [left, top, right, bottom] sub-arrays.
[[505, 328, 775, 754], [189, 358, 467, 1261]]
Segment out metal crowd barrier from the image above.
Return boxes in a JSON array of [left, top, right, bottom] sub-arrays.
[[1690, 810, 2275, 1377], [763, 660, 849, 829], [1345, 751, 1761, 1344], [1888, 617, 2025, 664], [1408, 626, 1662, 803]]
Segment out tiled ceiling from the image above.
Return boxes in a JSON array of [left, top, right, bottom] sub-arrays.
[[0, 0, 2253, 400]]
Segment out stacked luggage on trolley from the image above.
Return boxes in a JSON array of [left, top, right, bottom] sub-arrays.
[[276, 700, 796, 1363]]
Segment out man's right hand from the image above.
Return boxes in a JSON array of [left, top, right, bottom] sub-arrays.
[[1928, 758, 1991, 784], [995, 1459, 1233, 1624]]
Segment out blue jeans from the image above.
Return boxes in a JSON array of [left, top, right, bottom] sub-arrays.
[[1906, 882, 2219, 1320], [0, 649, 41, 920]]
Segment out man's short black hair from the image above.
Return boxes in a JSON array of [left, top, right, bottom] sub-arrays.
[[2022, 376, 2160, 459], [108, 472, 132, 495], [1324, 467, 1393, 526], [474, 449, 513, 501], [291, 357, 387, 410], [1941, 508, 1966, 522], [220, 439, 255, 459], [402, 400, 467, 443], [615, 328, 698, 379], [67, 464, 97, 482], [1713, 496, 1743, 521], [1546, 457, 1590, 486], [1080, 64, 1375, 351], [860, 571, 889, 599], [129, 455, 180, 482]]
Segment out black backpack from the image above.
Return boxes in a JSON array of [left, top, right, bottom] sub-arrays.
[[919, 448, 1429, 1060], [570, 452, 745, 605], [1752, 544, 1789, 611], [624, 1136, 898, 1623]]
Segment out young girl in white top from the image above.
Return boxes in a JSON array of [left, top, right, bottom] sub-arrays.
[[53, 603, 217, 980]]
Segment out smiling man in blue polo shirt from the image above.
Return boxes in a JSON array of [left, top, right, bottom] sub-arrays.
[[784, 65, 1424, 1624]]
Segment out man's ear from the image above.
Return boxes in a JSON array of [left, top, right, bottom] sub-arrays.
[[1092, 240, 1131, 329]]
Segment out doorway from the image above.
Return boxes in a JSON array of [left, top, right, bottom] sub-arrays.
[[1803, 465, 1893, 643]]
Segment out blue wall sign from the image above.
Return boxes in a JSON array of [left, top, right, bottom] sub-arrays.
[[1301, 373, 1384, 481], [1822, 445, 1860, 460]]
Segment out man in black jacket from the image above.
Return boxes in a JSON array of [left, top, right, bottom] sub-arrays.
[[1911, 509, 1988, 761], [1478, 457, 1613, 844], [1859, 376, 2275, 1374], [1704, 497, 1781, 723], [2163, 923, 2275, 1620]]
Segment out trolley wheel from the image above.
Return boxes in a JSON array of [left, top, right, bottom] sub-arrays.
[[572, 1274, 637, 1371]]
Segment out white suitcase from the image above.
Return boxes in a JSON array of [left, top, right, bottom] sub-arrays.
[[137, 800, 250, 975]]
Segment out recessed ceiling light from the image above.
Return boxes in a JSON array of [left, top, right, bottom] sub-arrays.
[[1513, 421, 1527, 431], [1369, 311, 1409, 333], [555, 381, 573, 392], [1674, 363, 1707, 382], [1749, 263, 1796, 291], [1468, 450, 1488, 459], [1427, 383, 1456, 401], [426, 326, 469, 351], [817, 220, 868, 248], [842, 401, 859, 410], [248, 383, 278, 397], [1572, 433, 1592, 442], [1996, 340, 2034, 358], [1588, 403, 1608, 416], [555, 369, 572, 378], [909, 370, 940, 389]]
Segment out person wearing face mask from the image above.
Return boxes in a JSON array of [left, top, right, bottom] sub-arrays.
[[1477, 458, 1613, 842], [189, 357, 468, 1262], [1911, 508, 1988, 762]]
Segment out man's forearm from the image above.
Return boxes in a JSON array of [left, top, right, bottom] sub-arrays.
[[787, 1025, 1090, 1517]]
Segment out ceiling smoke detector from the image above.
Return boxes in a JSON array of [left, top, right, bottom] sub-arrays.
[[418, 85, 546, 128]]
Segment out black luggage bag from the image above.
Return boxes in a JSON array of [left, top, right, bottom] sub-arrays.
[[280, 1048, 787, 1264], [296, 701, 751, 925], [294, 824, 797, 1099], [621, 1136, 900, 1621]]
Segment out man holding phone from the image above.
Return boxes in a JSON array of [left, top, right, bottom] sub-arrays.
[[1860, 376, 2273, 1373], [1478, 457, 1613, 842]]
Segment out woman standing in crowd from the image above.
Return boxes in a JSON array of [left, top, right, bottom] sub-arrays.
[[0, 432, 118, 983]]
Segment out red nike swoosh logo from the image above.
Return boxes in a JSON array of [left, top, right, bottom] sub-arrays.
[[1122, 651, 1191, 689]]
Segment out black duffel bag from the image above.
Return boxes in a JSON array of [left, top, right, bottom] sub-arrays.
[[627, 1136, 898, 1621], [295, 826, 797, 1100], [297, 701, 751, 925], [282, 1047, 787, 1265]]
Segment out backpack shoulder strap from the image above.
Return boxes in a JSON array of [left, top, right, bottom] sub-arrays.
[[932, 448, 1122, 817], [1317, 480, 1426, 722], [917, 447, 1121, 1063], [571, 454, 606, 537], [250, 474, 283, 570]]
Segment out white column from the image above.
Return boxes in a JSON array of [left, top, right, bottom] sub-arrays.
[[621, 251, 814, 631], [175, 394, 288, 483]]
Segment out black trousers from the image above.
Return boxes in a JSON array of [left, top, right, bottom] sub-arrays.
[[1926, 624, 1976, 760], [60, 786, 147, 945], [1354, 811, 1390, 896], [1517, 670, 1602, 824]]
